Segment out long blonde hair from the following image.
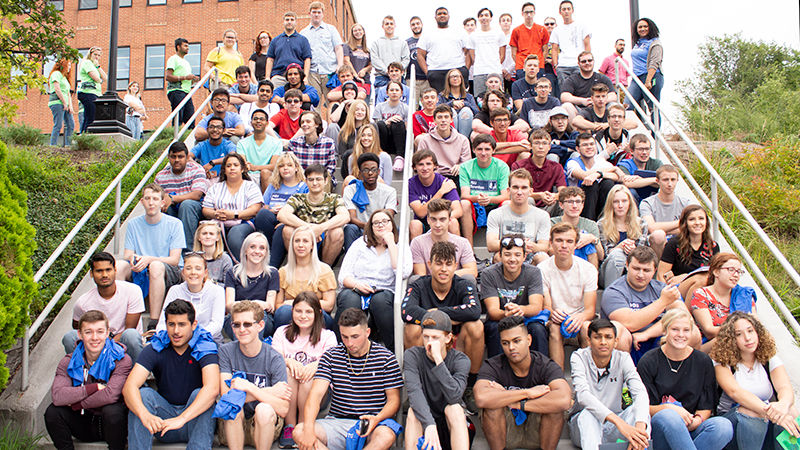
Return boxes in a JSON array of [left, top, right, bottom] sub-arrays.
[[349, 123, 382, 178], [339, 99, 369, 146], [233, 232, 273, 288], [600, 185, 642, 244], [269, 152, 305, 189], [193, 221, 225, 259], [283, 225, 324, 290]]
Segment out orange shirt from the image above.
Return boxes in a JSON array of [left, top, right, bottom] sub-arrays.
[[509, 23, 550, 70]]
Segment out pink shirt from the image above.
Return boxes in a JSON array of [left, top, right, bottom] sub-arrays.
[[271, 325, 337, 365], [72, 281, 145, 334], [599, 53, 630, 86]]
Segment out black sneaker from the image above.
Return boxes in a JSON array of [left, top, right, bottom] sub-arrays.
[[463, 386, 478, 416], [279, 425, 296, 448]]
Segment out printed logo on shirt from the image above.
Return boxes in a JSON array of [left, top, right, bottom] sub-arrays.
[[497, 287, 525, 305], [269, 192, 293, 205], [469, 179, 498, 195]]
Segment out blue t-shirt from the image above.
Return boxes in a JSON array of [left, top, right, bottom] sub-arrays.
[[511, 78, 536, 102], [124, 214, 186, 264], [600, 277, 667, 330], [273, 84, 320, 107], [262, 182, 309, 209], [198, 111, 245, 130], [519, 95, 561, 129], [136, 343, 219, 405], [266, 32, 312, 77], [375, 84, 410, 104], [229, 83, 258, 95], [191, 139, 236, 175]]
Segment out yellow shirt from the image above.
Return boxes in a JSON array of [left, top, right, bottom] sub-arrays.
[[278, 265, 337, 300], [206, 47, 245, 86]]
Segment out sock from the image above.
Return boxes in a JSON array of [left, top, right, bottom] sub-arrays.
[[467, 372, 477, 388]]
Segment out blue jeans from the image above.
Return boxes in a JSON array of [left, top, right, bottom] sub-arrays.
[[225, 223, 256, 263], [254, 208, 280, 248], [223, 311, 274, 340], [166, 199, 202, 250], [77, 92, 97, 133], [49, 103, 74, 146], [126, 115, 143, 140], [484, 319, 548, 357], [336, 289, 396, 350], [452, 106, 474, 138], [723, 407, 781, 450], [128, 387, 214, 450], [343, 224, 363, 253], [625, 71, 664, 129], [273, 304, 337, 335], [651, 409, 733, 450], [62, 328, 143, 361]]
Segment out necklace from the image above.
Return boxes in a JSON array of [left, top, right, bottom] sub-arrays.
[[666, 354, 687, 373], [346, 344, 370, 376]]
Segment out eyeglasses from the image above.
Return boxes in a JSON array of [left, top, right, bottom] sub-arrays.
[[492, 118, 510, 123], [372, 219, 392, 226], [500, 237, 525, 249], [285, 98, 301, 104], [522, 10, 535, 14], [361, 167, 380, 174], [561, 199, 584, 204], [579, 58, 594, 64], [231, 321, 255, 329], [251, 116, 267, 121], [721, 266, 745, 276]]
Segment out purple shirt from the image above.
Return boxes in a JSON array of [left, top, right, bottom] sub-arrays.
[[408, 173, 460, 220]]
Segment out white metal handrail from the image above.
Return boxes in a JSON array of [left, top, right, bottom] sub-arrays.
[[20, 69, 218, 390], [392, 66, 416, 364], [615, 57, 800, 337]]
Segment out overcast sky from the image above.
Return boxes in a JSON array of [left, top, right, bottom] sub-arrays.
[[348, 0, 800, 128]]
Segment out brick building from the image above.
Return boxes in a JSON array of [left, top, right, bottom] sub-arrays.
[[18, 0, 356, 132]]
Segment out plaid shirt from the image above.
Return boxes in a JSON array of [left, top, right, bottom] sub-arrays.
[[288, 135, 337, 187]]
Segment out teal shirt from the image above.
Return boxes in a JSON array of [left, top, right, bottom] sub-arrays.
[[459, 157, 510, 199]]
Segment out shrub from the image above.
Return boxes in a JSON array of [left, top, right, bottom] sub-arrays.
[[0, 124, 45, 146], [0, 139, 37, 389], [0, 422, 43, 449], [71, 133, 104, 152]]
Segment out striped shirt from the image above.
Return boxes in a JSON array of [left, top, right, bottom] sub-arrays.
[[154, 161, 209, 197], [315, 342, 403, 418], [288, 135, 337, 186]]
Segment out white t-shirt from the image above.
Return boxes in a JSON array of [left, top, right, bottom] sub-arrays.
[[470, 29, 506, 75], [239, 102, 280, 134], [549, 21, 591, 68], [715, 355, 783, 413], [502, 32, 515, 74], [72, 280, 146, 334], [417, 27, 472, 71], [565, 155, 613, 187], [123, 94, 145, 117], [486, 204, 550, 242], [539, 255, 598, 314]]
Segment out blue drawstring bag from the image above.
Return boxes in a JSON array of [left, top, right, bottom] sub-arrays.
[[150, 326, 218, 361], [348, 179, 370, 213], [510, 407, 528, 425], [213, 371, 248, 420], [473, 203, 487, 228], [326, 73, 341, 89], [560, 315, 580, 339], [345, 418, 403, 450], [525, 310, 551, 326], [730, 285, 756, 313], [67, 339, 125, 386]]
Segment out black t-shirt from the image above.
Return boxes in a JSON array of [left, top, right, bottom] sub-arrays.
[[660, 239, 720, 276], [637, 348, 717, 414], [136, 344, 219, 405], [478, 351, 564, 390], [474, 110, 522, 127], [224, 267, 280, 302], [561, 71, 614, 98], [249, 52, 268, 81], [401, 276, 481, 325], [578, 106, 606, 124]]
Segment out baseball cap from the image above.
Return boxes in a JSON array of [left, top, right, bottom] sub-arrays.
[[421, 310, 452, 333], [549, 106, 569, 118]]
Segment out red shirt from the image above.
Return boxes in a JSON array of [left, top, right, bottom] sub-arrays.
[[509, 23, 550, 70], [412, 110, 436, 137], [511, 157, 567, 206], [491, 128, 527, 166], [269, 109, 300, 139]]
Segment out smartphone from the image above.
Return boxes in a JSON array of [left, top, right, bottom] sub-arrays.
[[359, 418, 369, 435]]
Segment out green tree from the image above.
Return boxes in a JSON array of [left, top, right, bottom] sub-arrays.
[[0, 0, 77, 121], [679, 34, 800, 142]]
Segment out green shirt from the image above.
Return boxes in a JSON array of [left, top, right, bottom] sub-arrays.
[[166, 54, 192, 93], [236, 135, 284, 176], [48, 71, 70, 107], [285, 193, 344, 224], [77, 59, 101, 96], [459, 157, 510, 200]]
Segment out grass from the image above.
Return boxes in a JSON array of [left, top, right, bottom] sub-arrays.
[[0, 423, 43, 449], [687, 141, 800, 323]]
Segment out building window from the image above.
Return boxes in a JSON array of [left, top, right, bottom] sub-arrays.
[[120, 0, 132, 7], [148, 0, 167, 4], [75, 48, 89, 87], [115, 47, 130, 91], [186, 43, 202, 76], [145, 45, 165, 89], [79, 0, 97, 9], [219, 0, 238, 2], [183, 0, 202, 3], [50, 0, 64, 10]]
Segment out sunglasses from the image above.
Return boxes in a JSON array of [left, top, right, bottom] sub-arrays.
[[544, 22, 556, 26], [285, 98, 301, 104], [232, 321, 255, 329], [500, 237, 525, 249]]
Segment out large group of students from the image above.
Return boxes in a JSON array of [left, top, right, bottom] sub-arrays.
[[44, 1, 800, 450]]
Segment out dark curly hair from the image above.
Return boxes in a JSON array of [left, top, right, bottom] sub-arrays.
[[710, 311, 776, 367]]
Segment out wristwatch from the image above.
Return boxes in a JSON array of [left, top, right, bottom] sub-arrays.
[[234, 212, 239, 219], [519, 399, 527, 411]]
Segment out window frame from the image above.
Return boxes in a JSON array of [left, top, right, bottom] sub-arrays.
[[115, 46, 131, 91], [78, 0, 98, 10], [144, 45, 166, 90]]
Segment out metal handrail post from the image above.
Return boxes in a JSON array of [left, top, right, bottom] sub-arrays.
[[114, 183, 121, 254], [711, 179, 720, 242], [393, 66, 416, 365], [174, 113, 179, 141]]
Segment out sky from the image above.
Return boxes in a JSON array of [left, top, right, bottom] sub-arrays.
[[348, 0, 800, 129]]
